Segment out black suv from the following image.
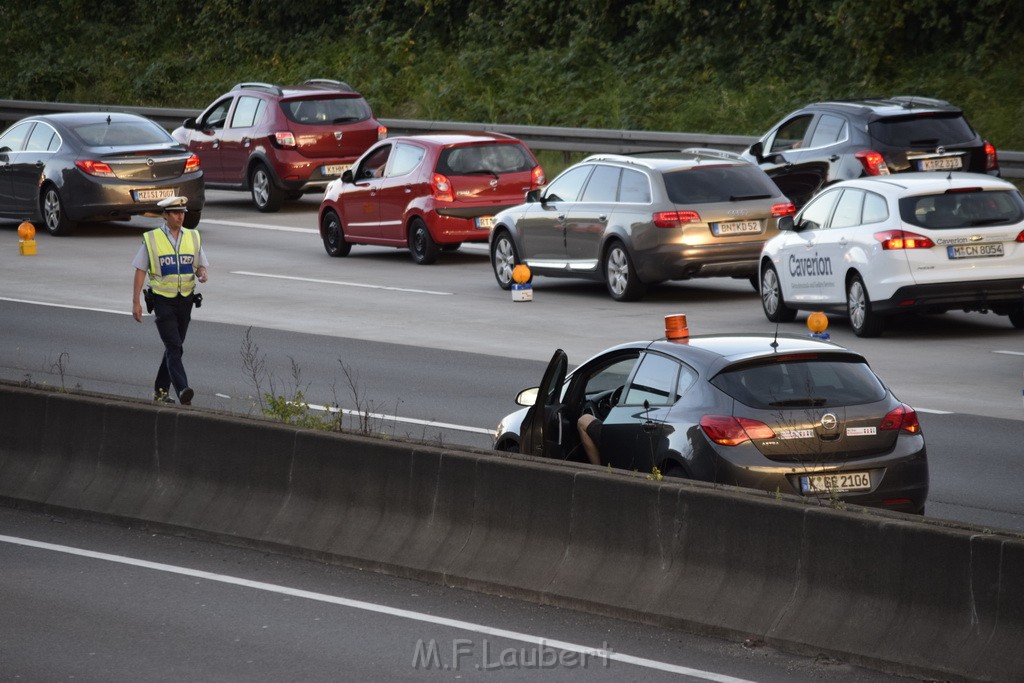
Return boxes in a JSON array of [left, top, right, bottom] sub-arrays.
[[741, 96, 999, 207], [172, 80, 386, 211]]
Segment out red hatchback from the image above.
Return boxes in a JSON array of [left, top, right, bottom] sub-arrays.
[[318, 133, 544, 264], [173, 80, 386, 212]]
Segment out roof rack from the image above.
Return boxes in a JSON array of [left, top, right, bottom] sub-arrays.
[[888, 95, 952, 109], [232, 82, 283, 96], [680, 147, 746, 162], [303, 79, 355, 93]]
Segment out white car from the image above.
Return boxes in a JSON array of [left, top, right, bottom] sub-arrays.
[[758, 173, 1024, 336]]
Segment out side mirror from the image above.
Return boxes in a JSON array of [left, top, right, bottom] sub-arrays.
[[515, 387, 539, 407], [182, 117, 198, 130], [341, 169, 354, 183], [749, 141, 765, 163], [525, 188, 542, 204], [777, 215, 795, 231]]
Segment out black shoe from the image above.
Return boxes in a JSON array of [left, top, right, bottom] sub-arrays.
[[154, 390, 175, 404], [179, 387, 194, 406]]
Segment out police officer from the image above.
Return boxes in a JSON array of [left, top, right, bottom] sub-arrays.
[[131, 196, 209, 405]]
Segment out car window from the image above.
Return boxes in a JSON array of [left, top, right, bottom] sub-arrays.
[[807, 114, 847, 148], [356, 144, 392, 179], [619, 168, 651, 203], [862, 191, 889, 224], [580, 164, 620, 202], [577, 355, 640, 402], [829, 189, 865, 229], [869, 113, 976, 147], [797, 188, 841, 230], [438, 143, 535, 175], [711, 359, 887, 408], [202, 98, 233, 129], [900, 190, 1024, 229], [663, 165, 778, 204], [71, 119, 171, 147], [283, 96, 372, 124], [231, 96, 265, 128], [621, 353, 681, 406], [767, 115, 813, 153], [543, 165, 592, 202], [25, 122, 59, 152], [388, 142, 426, 177], [0, 122, 36, 152]]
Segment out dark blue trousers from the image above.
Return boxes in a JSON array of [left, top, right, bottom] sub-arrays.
[[152, 294, 194, 399]]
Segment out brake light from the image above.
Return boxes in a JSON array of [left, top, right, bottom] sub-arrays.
[[855, 150, 890, 176], [184, 154, 201, 173], [700, 415, 776, 446], [1016, 230, 1024, 243], [273, 131, 296, 148], [772, 202, 796, 217], [432, 173, 454, 202], [653, 210, 701, 228], [880, 403, 921, 434], [984, 140, 998, 171], [531, 165, 546, 189], [74, 160, 115, 177], [874, 230, 935, 250], [378, 125, 388, 140]]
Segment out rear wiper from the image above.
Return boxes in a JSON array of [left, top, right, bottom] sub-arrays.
[[730, 193, 772, 201], [463, 168, 500, 179], [969, 218, 1010, 226], [768, 397, 828, 407], [908, 138, 940, 146], [331, 117, 361, 124]]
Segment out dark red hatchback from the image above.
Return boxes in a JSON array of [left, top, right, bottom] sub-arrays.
[[318, 133, 544, 264], [173, 80, 386, 212]]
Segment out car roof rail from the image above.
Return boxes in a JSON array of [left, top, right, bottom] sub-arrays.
[[888, 95, 953, 109], [680, 147, 746, 162], [303, 79, 355, 93], [584, 153, 653, 167], [232, 82, 284, 96]]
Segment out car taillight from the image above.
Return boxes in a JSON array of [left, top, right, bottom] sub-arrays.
[[984, 140, 998, 171], [531, 165, 546, 189], [874, 230, 935, 250], [74, 160, 116, 177], [653, 210, 701, 228], [1016, 230, 1024, 243], [184, 154, 201, 173], [699, 415, 776, 446], [855, 150, 891, 176], [771, 202, 796, 217], [880, 403, 921, 434], [273, 131, 296, 148], [377, 125, 388, 141], [432, 173, 454, 202]]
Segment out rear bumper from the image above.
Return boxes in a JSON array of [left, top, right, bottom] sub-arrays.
[[872, 278, 1024, 314], [635, 242, 764, 281], [64, 173, 205, 222]]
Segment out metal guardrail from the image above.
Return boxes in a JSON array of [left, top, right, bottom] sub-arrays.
[[2, 98, 1022, 177]]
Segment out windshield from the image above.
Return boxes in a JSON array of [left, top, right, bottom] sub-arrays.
[[663, 165, 779, 203], [899, 190, 1024, 229], [73, 119, 172, 147], [869, 113, 976, 147], [712, 359, 887, 408], [437, 143, 535, 175], [283, 96, 373, 124]]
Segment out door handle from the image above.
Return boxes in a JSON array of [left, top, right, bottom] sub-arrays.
[[598, 214, 608, 222], [829, 154, 840, 161], [557, 214, 566, 221], [242, 137, 252, 147], [404, 186, 412, 193], [212, 141, 220, 149]]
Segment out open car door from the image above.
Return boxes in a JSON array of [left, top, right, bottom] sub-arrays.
[[519, 349, 568, 459]]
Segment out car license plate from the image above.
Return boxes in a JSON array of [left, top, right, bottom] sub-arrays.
[[919, 156, 962, 171], [800, 471, 871, 494], [713, 220, 761, 236], [947, 243, 1004, 259], [475, 216, 494, 230], [323, 164, 351, 176], [134, 189, 175, 202]]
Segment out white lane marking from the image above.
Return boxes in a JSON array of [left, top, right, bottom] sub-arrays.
[[201, 219, 317, 234], [231, 271, 453, 296], [994, 350, 1024, 357], [914, 407, 954, 414], [0, 296, 131, 316], [307, 403, 495, 436], [0, 535, 755, 682]]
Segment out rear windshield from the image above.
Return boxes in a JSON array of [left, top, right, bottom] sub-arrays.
[[73, 120, 171, 147], [899, 190, 1024, 229], [282, 96, 373, 124], [711, 359, 887, 409], [437, 143, 535, 175], [869, 113, 976, 147], [663, 165, 779, 204]]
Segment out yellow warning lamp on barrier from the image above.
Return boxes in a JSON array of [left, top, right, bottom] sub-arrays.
[[18, 221, 36, 256], [807, 311, 830, 340], [665, 313, 689, 342], [511, 264, 533, 302]]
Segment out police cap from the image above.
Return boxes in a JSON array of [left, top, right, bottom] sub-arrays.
[[158, 196, 189, 212]]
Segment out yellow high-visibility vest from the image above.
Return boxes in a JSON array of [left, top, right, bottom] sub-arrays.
[[143, 228, 202, 298]]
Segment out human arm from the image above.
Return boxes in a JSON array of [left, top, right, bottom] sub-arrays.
[[132, 268, 147, 322]]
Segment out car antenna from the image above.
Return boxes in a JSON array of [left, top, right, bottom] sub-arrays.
[[771, 320, 780, 350]]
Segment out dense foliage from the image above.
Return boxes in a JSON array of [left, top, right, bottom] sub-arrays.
[[2, 0, 1022, 148]]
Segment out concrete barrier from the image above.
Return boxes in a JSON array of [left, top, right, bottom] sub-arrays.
[[1, 381, 1021, 681]]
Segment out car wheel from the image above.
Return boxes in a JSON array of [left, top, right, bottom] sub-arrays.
[[660, 461, 688, 478], [1008, 307, 1024, 329], [182, 210, 201, 229], [250, 163, 283, 212], [760, 262, 797, 322], [847, 274, 885, 337], [321, 209, 351, 257], [490, 231, 521, 290], [604, 241, 647, 301], [41, 185, 76, 236], [409, 218, 438, 265], [495, 438, 520, 453]]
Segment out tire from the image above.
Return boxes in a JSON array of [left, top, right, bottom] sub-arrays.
[[490, 231, 521, 290], [41, 185, 76, 236], [250, 163, 283, 212], [182, 210, 201, 229], [321, 209, 351, 257], [604, 241, 646, 301], [409, 218, 439, 265], [1008, 307, 1024, 329], [760, 262, 797, 322], [847, 274, 885, 337]]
